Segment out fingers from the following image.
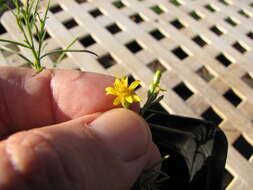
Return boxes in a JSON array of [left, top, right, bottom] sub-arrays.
[[0, 67, 140, 137], [0, 109, 160, 190]]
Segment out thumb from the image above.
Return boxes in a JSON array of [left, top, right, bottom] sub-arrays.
[[0, 109, 161, 190]]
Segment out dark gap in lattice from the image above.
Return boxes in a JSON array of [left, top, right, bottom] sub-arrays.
[[170, 19, 185, 30], [219, 0, 230, 6], [173, 82, 193, 100], [125, 40, 143, 53], [63, 19, 78, 29], [75, 0, 87, 4], [241, 73, 253, 88], [48, 48, 67, 62], [150, 5, 164, 14], [1, 44, 20, 57], [201, 107, 223, 126], [170, 0, 182, 7], [129, 13, 144, 24], [210, 25, 224, 36], [34, 31, 50, 42], [89, 8, 103, 18], [106, 23, 122, 34], [196, 66, 214, 82], [222, 169, 234, 189], [189, 11, 202, 20], [149, 29, 165, 40], [147, 59, 166, 73], [171, 46, 189, 60], [232, 41, 247, 54], [233, 135, 253, 160], [205, 4, 217, 12], [97, 53, 117, 69], [79, 35, 96, 47], [192, 35, 207, 47], [251, 2, 253, 7], [112, 1, 125, 9], [128, 74, 141, 90], [238, 9, 251, 18], [225, 17, 238, 26], [0, 23, 7, 34], [216, 53, 233, 67], [246, 31, 253, 40], [223, 89, 242, 107], [49, 4, 63, 13]]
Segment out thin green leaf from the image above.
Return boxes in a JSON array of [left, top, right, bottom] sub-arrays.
[[55, 38, 79, 66], [0, 45, 33, 65], [0, 39, 30, 49], [40, 49, 97, 60]]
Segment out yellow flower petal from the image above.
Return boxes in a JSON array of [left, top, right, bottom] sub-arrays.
[[129, 80, 141, 91], [114, 78, 121, 88], [133, 94, 142, 102], [123, 76, 128, 88], [113, 96, 121, 105], [105, 87, 116, 95], [126, 95, 133, 103]]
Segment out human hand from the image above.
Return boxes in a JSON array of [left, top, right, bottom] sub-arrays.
[[0, 67, 161, 190]]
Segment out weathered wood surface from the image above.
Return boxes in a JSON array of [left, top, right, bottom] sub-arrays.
[[0, 0, 253, 189]]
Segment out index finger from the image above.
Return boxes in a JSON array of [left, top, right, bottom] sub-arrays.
[[0, 67, 139, 138]]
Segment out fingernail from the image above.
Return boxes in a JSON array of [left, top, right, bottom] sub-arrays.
[[89, 109, 150, 162]]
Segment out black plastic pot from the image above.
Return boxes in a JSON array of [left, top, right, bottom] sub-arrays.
[[133, 107, 228, 190]]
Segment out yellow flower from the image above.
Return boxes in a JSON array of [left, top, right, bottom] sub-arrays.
[[105, 76, 142, 108]]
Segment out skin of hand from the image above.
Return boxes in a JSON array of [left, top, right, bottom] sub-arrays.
[[0, 67, 161, 190]]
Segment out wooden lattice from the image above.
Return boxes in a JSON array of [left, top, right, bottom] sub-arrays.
[[0, 0, 253, 189]]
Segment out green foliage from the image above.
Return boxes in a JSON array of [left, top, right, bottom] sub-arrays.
[[0, 0, 96, 74]]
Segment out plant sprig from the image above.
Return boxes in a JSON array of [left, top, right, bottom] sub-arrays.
[[140, 70, 166, 116], [0, 0, 96, 74]]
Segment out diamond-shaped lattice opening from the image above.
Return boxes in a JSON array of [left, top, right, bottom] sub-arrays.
[[242, 73, 253, 88], [201, 107, 223, 126], [170, 0, 182, 7], [1, 44, 20, 57], [171, 46, 189, 60], [216, 53, 233, 67], [75, 0, 87, 3], [219, 0, 230, 6], [232, 41, 248, 54], [233, 135, 253, 160], [125, 40, 143, 53], [97, 53, 117, 69], [210, 25, 224, 36], [129, 13, 144, 23], [128, 75, 141, 90], [173, 82, 193, 100], [49, 4, 63, 13], [63, 19, 78, 29], [106, 23, 122, 34], [89, 8, 103, 18], [222, 169, 234, 189], [34, 31, 50, 42], [170, 19, 185, 30], [48, 48, 67, 62], [149, 29, 165, 40], [0, 23, 7, 34], [79, 35, 96, 47], [112, 1, 125, 9], [225, 17, 238, 26], [150, 5, 164, 14], [205, 4, 218, 12], [147, 59, 166, 73], [196, 66, 214, 82], [192, 35, 208, 47], [189, 11, 202, 20], [247, 31, 253, 40], [238, 9, 251, 18], [223, 89, 242, 107]]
